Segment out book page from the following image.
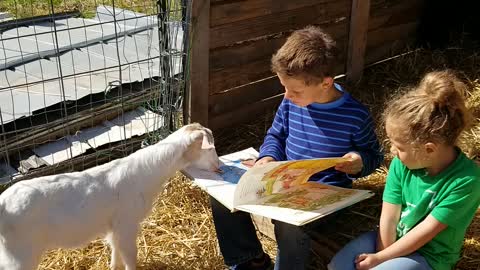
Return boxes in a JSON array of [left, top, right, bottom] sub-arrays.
[[182, 148, 259, 211], [233, 157, 349, 206], [232, 157, 375, 225], [236, 183, 373, 226]]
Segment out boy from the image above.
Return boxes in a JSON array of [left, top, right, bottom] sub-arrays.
[[210, 26, 384, 270]]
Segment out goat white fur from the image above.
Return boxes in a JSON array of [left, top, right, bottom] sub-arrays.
[[0, 123, 219, 270]]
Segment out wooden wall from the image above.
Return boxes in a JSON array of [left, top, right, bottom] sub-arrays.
[[187, 0, 424, 130], [365, 0, 423, 65]]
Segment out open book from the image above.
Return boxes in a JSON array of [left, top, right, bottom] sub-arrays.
[[182, 148, 374, 226]]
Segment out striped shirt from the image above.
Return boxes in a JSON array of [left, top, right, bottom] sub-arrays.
[[259, 84, 384, 187]]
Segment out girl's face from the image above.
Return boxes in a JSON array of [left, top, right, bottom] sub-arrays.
[[385, 120, 429, 170]]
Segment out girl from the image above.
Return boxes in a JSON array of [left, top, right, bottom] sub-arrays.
[[328, 70, 480, 270]]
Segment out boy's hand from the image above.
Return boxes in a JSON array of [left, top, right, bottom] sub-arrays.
[[254, 156, 275, 167], [335, 152, 363, 175], [241, 159, 256, 168], [355, 253, 382, 270]]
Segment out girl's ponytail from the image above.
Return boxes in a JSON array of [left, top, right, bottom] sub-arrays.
[[384, 70, 471, 145]]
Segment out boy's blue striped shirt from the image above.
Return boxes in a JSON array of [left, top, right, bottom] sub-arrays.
[[259, 84, 384, 187]]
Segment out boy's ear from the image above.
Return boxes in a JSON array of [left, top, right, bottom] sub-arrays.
[[321, 77, 334, 89]]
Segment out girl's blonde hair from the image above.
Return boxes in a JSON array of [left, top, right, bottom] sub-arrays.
[[384, 70, 471, 145]]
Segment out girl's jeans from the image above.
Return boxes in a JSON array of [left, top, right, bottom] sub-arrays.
[[210, 196, 339, 270], [328, 231, 432, 270]]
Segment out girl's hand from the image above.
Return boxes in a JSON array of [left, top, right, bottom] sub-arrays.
[[254, 156, 275, 167], [355, 253, 382, 270], [335, 152, 363, 175]]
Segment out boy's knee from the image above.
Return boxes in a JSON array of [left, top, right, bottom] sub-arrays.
[[274, 221, 309, 246], [209, 197, 228, 214], [274, 221, 302, 236]]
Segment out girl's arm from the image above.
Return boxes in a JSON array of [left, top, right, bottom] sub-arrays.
[[376, 215, 446, 259], [376, 202, 401, 251], [356, 215, 447, 269]]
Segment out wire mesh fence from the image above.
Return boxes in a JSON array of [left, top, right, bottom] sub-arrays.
[[0, 0, 190, 187]]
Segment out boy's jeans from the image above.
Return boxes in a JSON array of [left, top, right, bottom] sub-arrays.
[[328, 231, 432, 270], [210, 197, 339, 270]]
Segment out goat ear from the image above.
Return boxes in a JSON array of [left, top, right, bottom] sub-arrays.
[[189, 129, 215, 150], [189, 130, 204, 149], [201, 134, 215, 149], [183, 131, 204, 162]]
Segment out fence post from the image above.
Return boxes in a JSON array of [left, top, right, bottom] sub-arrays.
[[346, 0, 370, 83], [185, 0, 210, 126]]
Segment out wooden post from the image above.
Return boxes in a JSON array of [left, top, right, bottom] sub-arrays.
[[346, 0, 370, 83], [185, 0, 210, 126]]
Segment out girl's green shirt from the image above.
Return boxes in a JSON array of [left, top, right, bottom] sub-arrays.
[[383, 151, 480, 270]]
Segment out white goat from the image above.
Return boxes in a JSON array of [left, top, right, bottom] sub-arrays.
[[0, 123, 219, 270]]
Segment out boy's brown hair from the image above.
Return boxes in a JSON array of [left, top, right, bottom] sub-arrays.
[[271, 26, 337, 85]]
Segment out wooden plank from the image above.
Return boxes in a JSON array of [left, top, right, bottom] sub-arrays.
[[209, 94, 283, 130], [210, 56, 347, 95], [210, 58, 274, 95], [210, 20, 349, 71], [211, 0, 337, 27], [365, 38, 415, 66], [210, 35, 287, 71], [368, 0, 423, 31], [210, 0, 351, 49], [346, 0, 370, 83], [209, 76, 283, 116], [369, 0, 421, 19], [186, 0, 210, 126], [209, 22, 349, 94], [210, 42, 347, 94], [366, 21, 419, 50]]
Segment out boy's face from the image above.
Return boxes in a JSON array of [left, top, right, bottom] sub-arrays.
[[277, 73, 326, 107]]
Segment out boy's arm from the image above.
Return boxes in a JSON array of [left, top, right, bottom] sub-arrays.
[[356, 215, 447, 269], [377, 202, 401, 251], [258, 100, 288, 162], [350, 115, 384, 177]]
